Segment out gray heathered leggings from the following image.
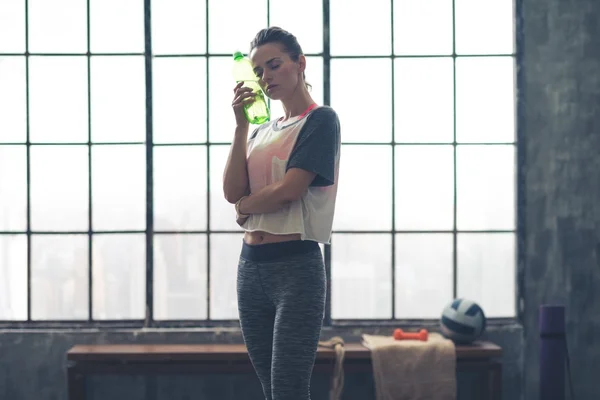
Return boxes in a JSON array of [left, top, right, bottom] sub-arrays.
[[237, 239, 326, 400]]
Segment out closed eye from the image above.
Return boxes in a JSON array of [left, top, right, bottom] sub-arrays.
[[253, 59, 282, 76]]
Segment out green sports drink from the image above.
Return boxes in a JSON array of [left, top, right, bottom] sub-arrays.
[[232, 51, 270, 125]]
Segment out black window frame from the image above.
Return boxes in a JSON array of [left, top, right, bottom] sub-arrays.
[[0, 0, 525, 330]]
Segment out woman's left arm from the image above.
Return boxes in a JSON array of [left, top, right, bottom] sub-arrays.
[[237, 168, 316, 215]]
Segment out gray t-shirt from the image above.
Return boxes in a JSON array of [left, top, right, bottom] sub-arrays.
[[243, 106, 341, 244]]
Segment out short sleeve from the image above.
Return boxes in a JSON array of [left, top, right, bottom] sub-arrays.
[[286, 106, 341, 187]]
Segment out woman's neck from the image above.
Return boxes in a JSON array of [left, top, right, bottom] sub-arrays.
[[280, 86, 316, 120]]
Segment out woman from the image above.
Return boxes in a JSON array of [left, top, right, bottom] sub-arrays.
[[222, 27, 341, 400]]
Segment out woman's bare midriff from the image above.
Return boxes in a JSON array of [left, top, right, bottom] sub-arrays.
[[244, 230, 302, 245]]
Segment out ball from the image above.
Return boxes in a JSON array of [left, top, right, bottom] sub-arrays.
[[440, 298, 486, 344]]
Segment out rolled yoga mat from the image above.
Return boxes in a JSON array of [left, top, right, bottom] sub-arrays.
[[539, 304, 565, 400]]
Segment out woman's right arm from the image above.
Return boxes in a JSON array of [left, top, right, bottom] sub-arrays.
[[223, 82, 255, 204], [222, 126, 250, 204]]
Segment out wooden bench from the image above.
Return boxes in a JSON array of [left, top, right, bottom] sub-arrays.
[[66, 341, 502, 400]]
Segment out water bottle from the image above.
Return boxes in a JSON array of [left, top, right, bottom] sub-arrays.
[[232, 51, 270, 125]]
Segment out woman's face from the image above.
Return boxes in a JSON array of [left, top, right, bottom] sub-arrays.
[[250, 42, 305, 101]]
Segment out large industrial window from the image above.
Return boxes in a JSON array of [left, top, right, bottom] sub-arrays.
[[0, 0, 517, 327]]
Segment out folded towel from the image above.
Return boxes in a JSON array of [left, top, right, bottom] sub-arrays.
[[362, 332, 457, 400]]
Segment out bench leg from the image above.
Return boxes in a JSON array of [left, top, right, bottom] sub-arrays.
[[67, 364, 86, 400]]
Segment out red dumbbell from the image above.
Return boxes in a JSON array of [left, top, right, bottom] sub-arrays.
[[393, 328, 428, 341]]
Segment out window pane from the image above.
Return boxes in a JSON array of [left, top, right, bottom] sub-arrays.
[[153, 58, 207, 143], [31, 146, 89, 232], [154, 146, 207, 231], [455, 0, 514, 55], [208, 0, 267, 54], [29, 57, 88, 143], [270, 0, 322, 54], [333, 145, 392, 231], [92, 234, 145, 319], [31, 234, 88, 320], [0, 146, 27, 231], [154, 234, 207, 320], [457, 145, 515, 230], [91, 56, 146, 143], [456, 57, 515, 143], [393, 0, 453, 55], [0, 235, 27, 320], [28, 0, 87, 53], [0, 0, 25, 53], [209, 145, 243, 231], [269, 56, 324, 121], [330, 0, 391, 55], [152, 0, 207, 55], [308, 56, 324, 105], [394, 58, 454, 143], [208, 57, 236, 143], [90, 0, 144, 53], [210, 233, 243, 319], [395, 145, 454, 230], [208, 56, 262, 143], [331, 234, 392, 319], [458, 233, 515, 317], [395, 234, 453, 318], [0, 57, 26, 143], [331, 59, 392, 143], [92, 145, 146, 231]]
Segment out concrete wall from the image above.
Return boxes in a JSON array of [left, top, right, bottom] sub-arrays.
[[522, 0, 600, 399], [0, 325, 522, 400]]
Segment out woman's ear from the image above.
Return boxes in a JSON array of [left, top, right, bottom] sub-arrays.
[[297, 54, 307, 74]]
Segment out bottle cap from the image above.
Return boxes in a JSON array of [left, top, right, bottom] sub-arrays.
[[233, 51, 244, 60]]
